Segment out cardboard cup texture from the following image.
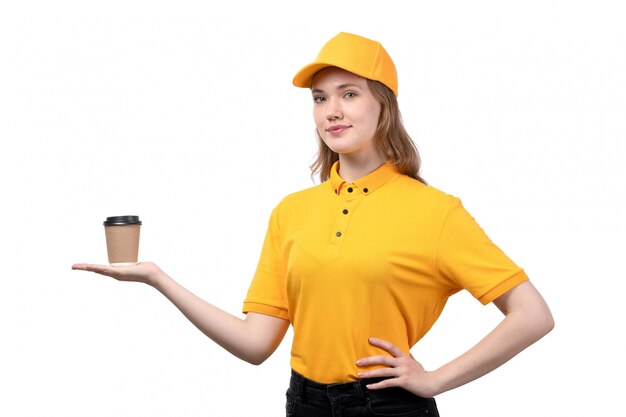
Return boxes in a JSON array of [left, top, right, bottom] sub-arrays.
[[104, 224, 141, 266]]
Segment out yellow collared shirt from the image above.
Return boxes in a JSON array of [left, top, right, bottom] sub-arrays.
[[243, 161, 527, 383]]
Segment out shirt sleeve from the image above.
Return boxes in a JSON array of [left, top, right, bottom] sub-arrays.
[[435, 198, 528, 304], [242, 206, 290, 320]]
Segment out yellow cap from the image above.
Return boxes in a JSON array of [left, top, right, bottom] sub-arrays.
[[293, 32, 398, 96]]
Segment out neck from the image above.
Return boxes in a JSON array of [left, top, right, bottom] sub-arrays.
[[337, 152, 386, 183]]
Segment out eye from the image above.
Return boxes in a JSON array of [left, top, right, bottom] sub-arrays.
[[344, 91, 357, 99], [313, 95, 326, 103]]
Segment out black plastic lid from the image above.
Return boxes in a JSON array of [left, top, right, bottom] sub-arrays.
[[103, 215, 142, 226]]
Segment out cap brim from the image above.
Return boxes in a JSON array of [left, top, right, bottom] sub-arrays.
[[292, 62, 336, 89]]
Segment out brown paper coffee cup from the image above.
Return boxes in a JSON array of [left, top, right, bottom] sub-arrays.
[[103, 216, 141, 266]]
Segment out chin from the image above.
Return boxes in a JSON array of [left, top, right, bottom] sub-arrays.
[[326, 143, 356, 155]]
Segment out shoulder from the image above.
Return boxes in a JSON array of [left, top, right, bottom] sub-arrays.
[[269, 181, 329, 219], [392, 175, 462, 211], [278, 181, 327, 205]]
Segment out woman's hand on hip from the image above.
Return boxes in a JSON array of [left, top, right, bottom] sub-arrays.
[[356, 337, 439, 398]]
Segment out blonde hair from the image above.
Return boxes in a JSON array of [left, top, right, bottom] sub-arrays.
[[310, 79, 427, 184]]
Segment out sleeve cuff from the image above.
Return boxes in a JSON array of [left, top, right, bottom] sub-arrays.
[[242, 301, 290, 321], [478, 269, 529, 305]]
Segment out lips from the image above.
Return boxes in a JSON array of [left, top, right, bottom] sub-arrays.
[[327, 125, 350, 134]]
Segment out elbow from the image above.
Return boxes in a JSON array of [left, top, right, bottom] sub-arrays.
[[541, 310, 555, 337], [529, 286, 555, 340], [531, 307, 555, 342], [237, 345, 275, 366], [539, 297, 555, 336], [244, 352, 271, 366]]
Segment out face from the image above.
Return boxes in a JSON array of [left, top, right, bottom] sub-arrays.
[[311, 67, 382, 160]]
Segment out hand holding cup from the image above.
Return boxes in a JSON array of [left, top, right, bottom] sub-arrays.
[[72, 261, 162, 286], [73, 214, 157, 284]]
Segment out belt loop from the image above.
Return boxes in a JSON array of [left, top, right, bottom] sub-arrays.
[[298, 373, 307, 401], [354, 380, 367, 401]]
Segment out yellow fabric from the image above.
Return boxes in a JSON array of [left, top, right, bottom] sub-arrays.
[[243, 161, 528, 383]]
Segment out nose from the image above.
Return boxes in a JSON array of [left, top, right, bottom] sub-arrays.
[[326, 98, 343, 120]]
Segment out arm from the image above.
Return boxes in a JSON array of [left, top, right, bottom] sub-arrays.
[[72, 262, 290, 365], [356, 280, 554, 397]]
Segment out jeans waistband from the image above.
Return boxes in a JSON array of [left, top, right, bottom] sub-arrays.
[[289, 369, 386, 401]]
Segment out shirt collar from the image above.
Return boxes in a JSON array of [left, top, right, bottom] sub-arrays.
[[329, 160, 400, 196]]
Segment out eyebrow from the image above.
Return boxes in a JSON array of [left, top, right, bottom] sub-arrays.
[[311, 83, 363, 94]]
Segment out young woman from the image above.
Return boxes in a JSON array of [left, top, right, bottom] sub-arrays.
[[73, 32, 554, 417]]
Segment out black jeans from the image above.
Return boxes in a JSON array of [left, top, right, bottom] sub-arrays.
[[286, 370, 439, 417]]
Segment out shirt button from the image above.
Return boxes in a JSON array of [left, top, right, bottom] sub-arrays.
[[342, 209, 348, 215], [336, 232, 342, 237], [347, 187, 353, 193], [363, 188, 369, 193]]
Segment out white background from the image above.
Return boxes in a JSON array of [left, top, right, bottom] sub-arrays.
[[1, 1, 624, 416]]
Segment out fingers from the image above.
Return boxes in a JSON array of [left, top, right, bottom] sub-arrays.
[[355, 337, 414, 384], [367, 337, 406, 358], [72, 262, 158, 285], [364, 378, 401, 390], [355, 337, 406, 368], [356, 354, 397, 368], [357, 364, 398, 379], [72, 263, 110, 274], [355, 337, 406, 377], [355, 337, 431, 395], [72, 263, 127, 279]]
